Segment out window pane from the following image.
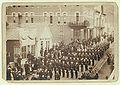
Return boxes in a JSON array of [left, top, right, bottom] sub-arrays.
[[21, 46, 26, 58], [31, 45, 35, 55], [50, 16, 53, 24], [76, 13, 79, 22], [31, 18, 33, 23]]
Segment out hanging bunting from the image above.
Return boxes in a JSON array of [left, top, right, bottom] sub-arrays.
[[28, 35, 34, 40], [21, 37, 26, 40]]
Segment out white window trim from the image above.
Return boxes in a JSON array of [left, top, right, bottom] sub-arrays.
[[62, 12, 68, 25], [24, 12, 29, 17], [43, 12, 48, 17], [49, 12, 54, 16], [75, 11, 80, 16], [56, 12, 61, 17], [56, 12, 61, 25], [12, 12, 16, 17], [30, 12, 34, 16], [75, 11, 80, 22], [12, 12, 16, 23], [62, 12, 68, 16], [18, 12, 22, 16], [49, 12, 54, 25], [24, 12, 29, 23]]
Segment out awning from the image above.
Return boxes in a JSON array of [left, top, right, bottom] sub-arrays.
[[19, 27, 36, 46]]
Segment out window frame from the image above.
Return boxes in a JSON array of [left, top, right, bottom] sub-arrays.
[[75, 12, 80, 23], [21, 46, 26, 59], [49, 12, 54, 25], [56, 12, 61, 25], [62, 12, 68, 25], [12, 12, 16, 23], [24, 12, 29, 23], [30, 12, 34, 23], [43, 12, 48, 22], [18, 12, 22, 24]]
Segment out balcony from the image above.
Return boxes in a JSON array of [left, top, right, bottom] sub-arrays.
[[94, 26, 105, 30], [68, 20, 90, 30]]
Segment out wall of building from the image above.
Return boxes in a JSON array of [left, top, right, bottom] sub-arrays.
[[6, 5, 114, 44], [6, 4, 116, 59], [6, 5, 96, 44]]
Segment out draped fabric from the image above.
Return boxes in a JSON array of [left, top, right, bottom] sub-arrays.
[[19, 27, 36, 46]]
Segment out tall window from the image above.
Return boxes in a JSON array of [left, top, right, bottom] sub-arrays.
[[43, 12, 47, 22], [63, 12, 67, 25], [21, 46, 26, 59], [18, 12, 22, 24], [14, 47, 20, 57], [57, 12, 61, 25], [28, 45, 30, 53], [76, 12, 79, 23], [50, 13, 53, 24], [13, 41, 20, 58], [50, 16, 53, 24], [90, 29, 93, 38], [31, 45, 35, 55], [45, 41, 50, 51], [25, 12, 28, 23], [30, 12, 34, 23], [12, 12, 16, 23], [40, 41, 43, 56]]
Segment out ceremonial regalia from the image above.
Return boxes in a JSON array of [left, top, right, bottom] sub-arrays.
[[75, 69, 78, 79], [24, 62, 30, 76], [55, 72, 60, 80]]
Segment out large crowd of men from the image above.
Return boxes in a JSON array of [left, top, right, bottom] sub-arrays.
[[6, 34, 114, 80]]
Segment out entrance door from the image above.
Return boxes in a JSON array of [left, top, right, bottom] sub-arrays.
[[6, 40, 20, 63]]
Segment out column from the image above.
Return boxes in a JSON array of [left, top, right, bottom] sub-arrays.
[[86, 29, 88, 40], [81, 29, 84, 41], [29, 45, 32, 53], [73, 29, 75, 39], [79, 29, 81, 40], [26, 46, 28, 58], [84, 29, 86, 40], [79, 29, 82, 41], [88, 29, 90, 39]]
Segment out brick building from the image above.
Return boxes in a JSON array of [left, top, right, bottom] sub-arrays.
[[5, 3, 115, 61]]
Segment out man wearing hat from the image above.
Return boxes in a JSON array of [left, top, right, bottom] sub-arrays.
[[55, 71, 60, 80], [70, 61, 74, 78], [31, 74, 37, 80]]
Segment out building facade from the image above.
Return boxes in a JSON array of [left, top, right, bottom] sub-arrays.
[[6, 4, 113, 61]]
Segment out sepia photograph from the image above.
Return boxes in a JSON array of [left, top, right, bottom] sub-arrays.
[[2, 2, 118, 82]]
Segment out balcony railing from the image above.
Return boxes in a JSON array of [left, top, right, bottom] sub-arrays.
[[68, 22, 87, 29], [68, 20, 90, 29]]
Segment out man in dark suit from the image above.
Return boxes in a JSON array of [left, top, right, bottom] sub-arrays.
[[24, 61, 30, 76]]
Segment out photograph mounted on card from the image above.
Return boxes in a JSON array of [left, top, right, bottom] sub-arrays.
[[2, 2, 118, 82]]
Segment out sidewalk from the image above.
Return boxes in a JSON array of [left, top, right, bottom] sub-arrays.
[[99, 62, 113, 79], [97, 43, 114, 79]]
